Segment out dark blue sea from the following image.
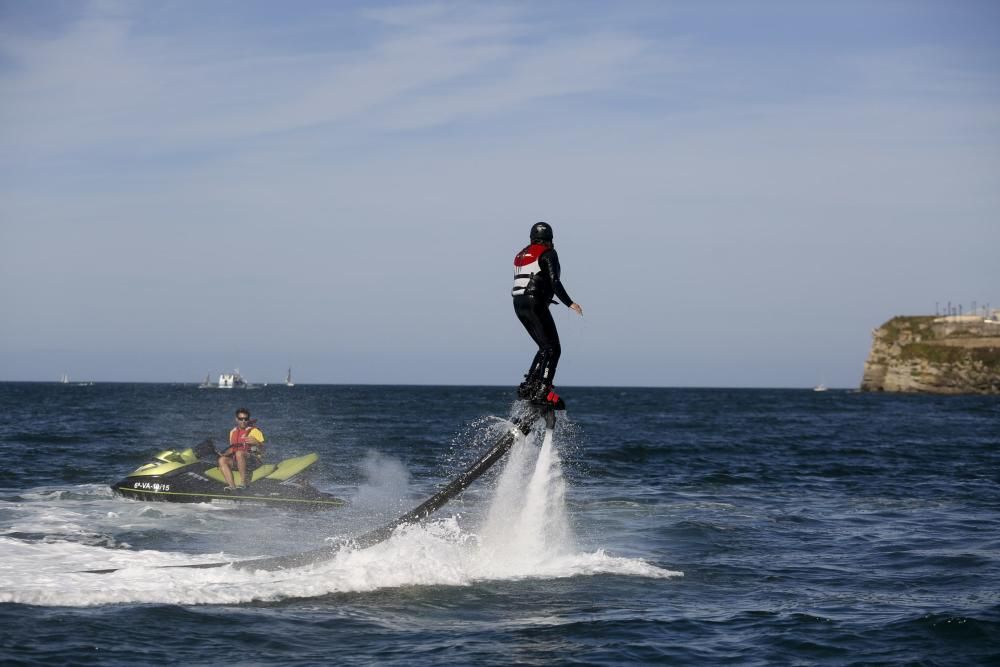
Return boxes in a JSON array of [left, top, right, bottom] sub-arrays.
[[0, 383, 997, 666]]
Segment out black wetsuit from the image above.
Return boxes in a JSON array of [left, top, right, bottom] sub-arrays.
[[512, 244, 574, 390]]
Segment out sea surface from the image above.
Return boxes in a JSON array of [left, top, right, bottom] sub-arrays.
[[0, 383, 997, 666]]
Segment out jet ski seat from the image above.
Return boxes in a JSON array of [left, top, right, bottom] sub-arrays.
[[202, 453, 320, 485], [204, 463, 276, 485], [267, 453, 319, 481]]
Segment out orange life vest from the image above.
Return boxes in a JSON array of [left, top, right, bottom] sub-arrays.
[[229, 426, 257, 452]]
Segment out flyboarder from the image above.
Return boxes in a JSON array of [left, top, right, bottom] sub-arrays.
[[512, 221, 583, 408]]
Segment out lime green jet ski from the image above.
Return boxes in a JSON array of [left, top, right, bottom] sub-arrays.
[[111, 439, 346, 508]]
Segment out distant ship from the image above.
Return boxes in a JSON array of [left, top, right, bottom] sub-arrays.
[[285, 367, 295, 387], [197, 370, 254, 388], [60, 373, 69, 384], [813, 383, 828, 392], [217, 369, 249, 389]]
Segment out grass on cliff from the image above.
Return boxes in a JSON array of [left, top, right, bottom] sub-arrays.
[[900, 343, 1000, 369], [881, 316, 936, 345]]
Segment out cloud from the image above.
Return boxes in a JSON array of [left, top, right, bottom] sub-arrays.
[[0, 2, 654, 162]]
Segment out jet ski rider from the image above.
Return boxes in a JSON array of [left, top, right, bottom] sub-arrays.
[[219, 408, 265, 491], [512, 222, 583, 405]]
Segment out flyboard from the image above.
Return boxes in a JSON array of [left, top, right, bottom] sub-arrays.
[[83, 402, 561, 574]]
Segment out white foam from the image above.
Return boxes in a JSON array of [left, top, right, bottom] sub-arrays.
[[0, 427, 681, 606]]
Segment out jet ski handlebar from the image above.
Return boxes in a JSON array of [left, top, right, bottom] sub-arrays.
[[193, 438, 220, 460]]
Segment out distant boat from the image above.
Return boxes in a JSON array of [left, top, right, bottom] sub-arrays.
[[217, 369, 249, 389], [285, 367, 295, 387], [59, 373, 92, 386], [813, 383, 828, 392], [198, 373, 213, 389]]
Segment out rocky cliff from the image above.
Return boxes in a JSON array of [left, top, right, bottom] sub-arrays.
[[860, 316, 1000, 394]]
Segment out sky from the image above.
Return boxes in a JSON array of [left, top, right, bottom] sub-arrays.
[[1, 0, 998, 388]]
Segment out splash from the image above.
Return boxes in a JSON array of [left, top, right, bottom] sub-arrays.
[[0, 422, 681, 606], [351, 450, 412, 516], [477, 428, 572, 573]]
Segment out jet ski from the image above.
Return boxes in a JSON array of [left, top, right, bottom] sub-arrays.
[[111, 439, 346, 508]]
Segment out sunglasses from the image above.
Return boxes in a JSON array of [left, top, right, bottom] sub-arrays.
[[236, 416, 250, 421]]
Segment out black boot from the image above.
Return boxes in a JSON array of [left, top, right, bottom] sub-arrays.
[[530, 384, 565, 410], [530, 382, 552, 404], [518, 373, 540, 400]]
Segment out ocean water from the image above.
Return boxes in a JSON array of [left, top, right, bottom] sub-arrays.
[[0, 383, 997, 665]]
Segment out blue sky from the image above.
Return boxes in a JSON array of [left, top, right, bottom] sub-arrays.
[[1, 0, 998, 387]]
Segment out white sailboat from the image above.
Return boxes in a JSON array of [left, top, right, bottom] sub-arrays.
[[285, 367, 295, 387]]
